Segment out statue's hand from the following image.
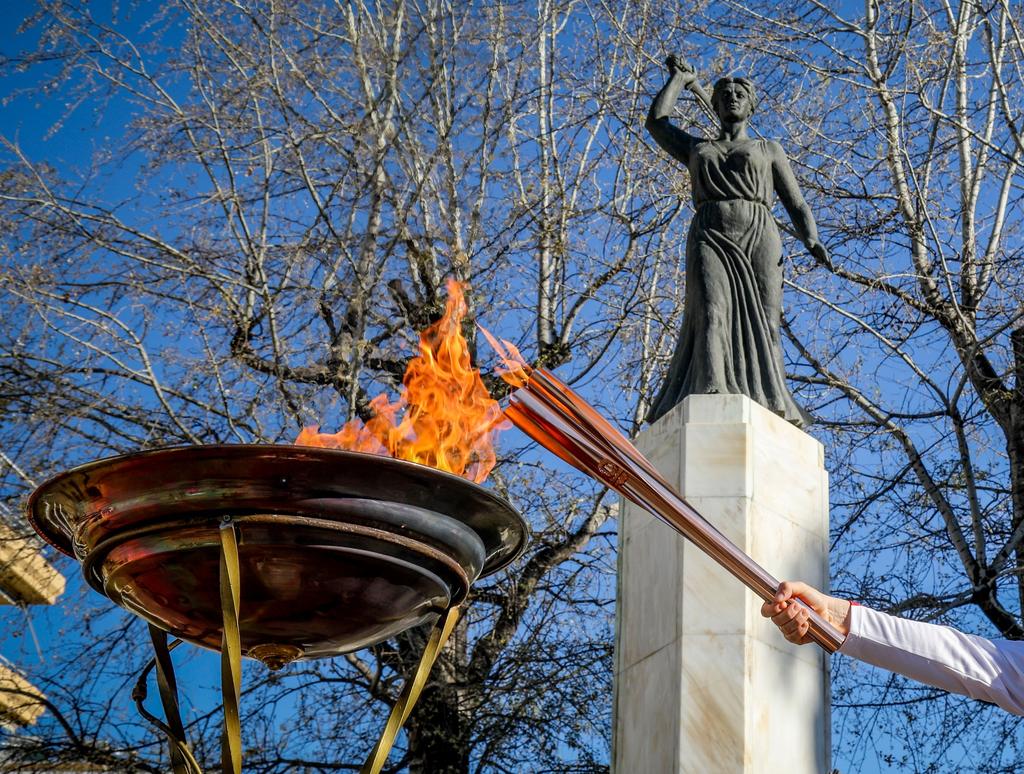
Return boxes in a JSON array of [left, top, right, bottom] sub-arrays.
[[665, 54, 697, 86], [806, 240, 833, 271]]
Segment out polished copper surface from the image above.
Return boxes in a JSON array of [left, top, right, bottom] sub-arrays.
[[505, 367, 847, 654], [27, 445, 527, 661]]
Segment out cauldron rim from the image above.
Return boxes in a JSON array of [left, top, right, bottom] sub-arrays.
[[27, 443, 529, 578]]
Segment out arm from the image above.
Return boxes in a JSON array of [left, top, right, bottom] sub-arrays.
[[646, 56, 701, 166], [768, 142, 832, 269], [763, 581, 1024, 715], [844, 605, 1024, 715]]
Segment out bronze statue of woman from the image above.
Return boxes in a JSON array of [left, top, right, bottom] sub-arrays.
[[645, 56, 828, 428]]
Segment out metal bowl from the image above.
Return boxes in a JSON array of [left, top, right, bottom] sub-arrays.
[[28, 445, 527, 665]]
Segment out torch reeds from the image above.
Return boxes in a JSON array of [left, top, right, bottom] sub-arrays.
[[504, 366, 845, 654]]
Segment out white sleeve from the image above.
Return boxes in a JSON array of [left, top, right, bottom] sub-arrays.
[[838, 604, 1024, 715]]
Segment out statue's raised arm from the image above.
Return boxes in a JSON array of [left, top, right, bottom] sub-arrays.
[[645, 67, 825, 428], [645, 55, 704, 165]]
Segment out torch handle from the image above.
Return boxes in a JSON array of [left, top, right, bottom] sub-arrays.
[[505, 374, 847, 653], [626, 477, 846, 653], [671, 66, 717, 127]]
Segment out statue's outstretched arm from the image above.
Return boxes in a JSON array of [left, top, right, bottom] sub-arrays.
[[646, 56, 702, 166], [769, 142, 832, 269]]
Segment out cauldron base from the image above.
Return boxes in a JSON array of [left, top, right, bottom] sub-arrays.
[[105, 518, 452, 663]]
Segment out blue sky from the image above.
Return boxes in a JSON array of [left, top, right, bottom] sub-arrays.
[[3, 2, 1020, 772]]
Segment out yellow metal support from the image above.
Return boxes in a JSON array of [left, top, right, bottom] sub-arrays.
[[219, 519, 243, 774], [361, 606, 460, 774]]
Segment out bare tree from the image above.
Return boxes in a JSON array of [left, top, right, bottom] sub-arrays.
[[17, 1, 1018, 771], [0, 1, 698, 771], [642, 1, 1024, 770]]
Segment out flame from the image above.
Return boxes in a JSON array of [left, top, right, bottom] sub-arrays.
[[477, 325, 532, 388], [295, 279, 508, 483]]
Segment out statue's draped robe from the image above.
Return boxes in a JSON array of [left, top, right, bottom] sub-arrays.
[[648, 138, 812, 427]]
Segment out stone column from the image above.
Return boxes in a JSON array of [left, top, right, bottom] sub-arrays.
[[612, 394, 830, 773]]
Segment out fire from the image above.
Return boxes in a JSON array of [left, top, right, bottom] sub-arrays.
[[476, 326, 531, 388], [295, 279, 508, 483]]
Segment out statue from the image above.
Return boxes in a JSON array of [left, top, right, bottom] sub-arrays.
[[645, 56, 829, 428]]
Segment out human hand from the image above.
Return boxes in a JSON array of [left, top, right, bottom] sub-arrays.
[[664, 54, 696, 86], [806, 240, 833, 270], [760, 581, 852, 646]]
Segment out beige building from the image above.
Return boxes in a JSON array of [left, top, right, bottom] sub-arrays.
[[0, 514, 65, 727]]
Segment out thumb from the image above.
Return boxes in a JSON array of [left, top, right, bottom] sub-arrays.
[[775, 580, 812, 605]]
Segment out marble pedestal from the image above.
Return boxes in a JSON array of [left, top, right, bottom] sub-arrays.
[[612, 394, 830, 773]]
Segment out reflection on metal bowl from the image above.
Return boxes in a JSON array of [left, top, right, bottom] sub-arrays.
[[28, 444, 528, 667]]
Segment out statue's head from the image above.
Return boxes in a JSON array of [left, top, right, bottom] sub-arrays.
[[711, 77, 757, 123]]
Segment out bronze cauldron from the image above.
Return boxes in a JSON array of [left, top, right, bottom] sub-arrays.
[[28, 445, 527, 667]]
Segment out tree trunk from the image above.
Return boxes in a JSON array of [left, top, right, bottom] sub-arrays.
[[405, 681, 470, 774], [1009, 327, 1024, 617]]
